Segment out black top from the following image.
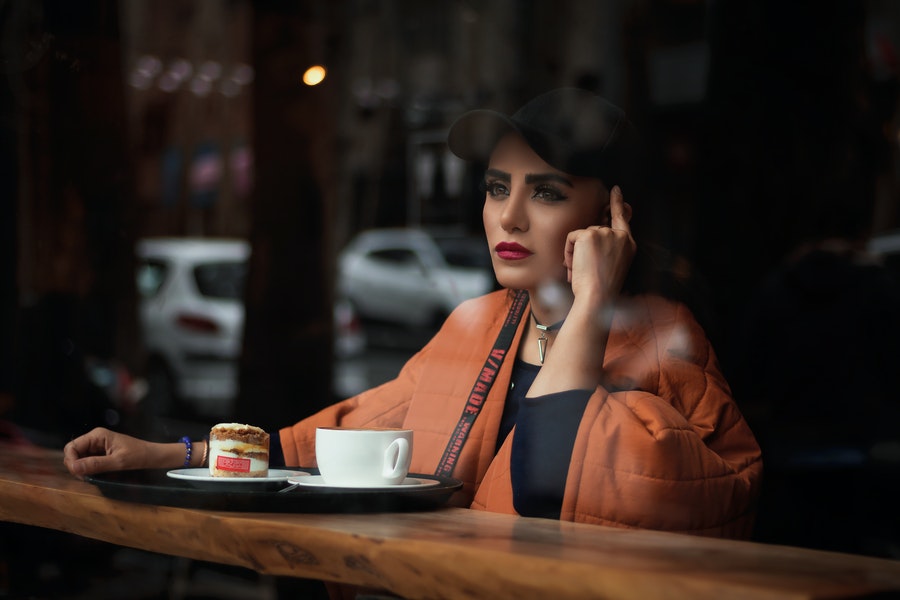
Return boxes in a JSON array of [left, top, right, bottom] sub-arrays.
[[501, 359, 591, 519]]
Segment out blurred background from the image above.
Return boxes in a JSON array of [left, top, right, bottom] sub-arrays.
[[3, 0, 900, 597]]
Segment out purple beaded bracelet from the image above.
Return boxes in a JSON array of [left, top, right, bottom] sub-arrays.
[[180, 436, 192, 468]]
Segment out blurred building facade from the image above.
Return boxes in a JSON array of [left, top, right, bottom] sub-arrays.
[[114, 0, 900, 267], [14, 0, 900, 292], [120, 0, 255, 239], [114, 0, 690, 248]]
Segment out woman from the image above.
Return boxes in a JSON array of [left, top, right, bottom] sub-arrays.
[[64, 88, 762, 538]]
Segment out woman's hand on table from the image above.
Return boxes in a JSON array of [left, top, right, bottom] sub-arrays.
[[64, 427, 164, 478]]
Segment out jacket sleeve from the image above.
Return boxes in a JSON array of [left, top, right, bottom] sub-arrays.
[[278, 342, 434, 466], [561, 300, 762, 538]]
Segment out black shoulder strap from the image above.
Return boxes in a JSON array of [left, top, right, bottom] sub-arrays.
[[434, 290, 528, 478]]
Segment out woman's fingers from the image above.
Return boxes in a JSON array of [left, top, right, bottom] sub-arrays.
[[609, 185, 632, 231], [564, 186, 637, 294], [67, 454, 105, 477], [63, 427, 121, 477]]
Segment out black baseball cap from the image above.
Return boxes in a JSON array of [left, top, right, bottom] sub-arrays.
[[447, 87, 639, 188]]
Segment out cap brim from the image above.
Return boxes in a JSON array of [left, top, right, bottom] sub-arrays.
[[447, 109, 519, 164], [447, 93, 642, 188], [447, 108, 614, 181]]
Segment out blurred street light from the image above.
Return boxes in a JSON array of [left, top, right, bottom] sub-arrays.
[[128, 56, 254, 97], [302, 64, 327, 86]]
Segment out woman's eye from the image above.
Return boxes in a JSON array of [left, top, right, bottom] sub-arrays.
[[532, 185, 567, 202], [484, 180, 509, 198]]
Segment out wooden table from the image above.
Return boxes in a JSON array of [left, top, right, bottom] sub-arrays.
[[3, 441, 900, 599]]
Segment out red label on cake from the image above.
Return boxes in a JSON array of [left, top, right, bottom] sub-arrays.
[[216, 455, 251, 472]]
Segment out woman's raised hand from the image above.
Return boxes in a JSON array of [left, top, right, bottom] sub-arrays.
[[564, 185, 636, 306], [528, 186, 635, 395], [63, 427, 160, 478]]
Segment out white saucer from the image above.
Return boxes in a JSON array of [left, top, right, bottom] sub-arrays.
[[167, 468, 309, 483], [286, 475, 440, 490]]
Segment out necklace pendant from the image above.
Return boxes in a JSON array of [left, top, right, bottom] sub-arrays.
[[537, 333, 547, 364]]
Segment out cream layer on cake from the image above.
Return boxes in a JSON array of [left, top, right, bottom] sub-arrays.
[[208, 423, 270, 478]]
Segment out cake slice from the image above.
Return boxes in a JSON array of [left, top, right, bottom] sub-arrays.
[[208, 423, 270, 477]]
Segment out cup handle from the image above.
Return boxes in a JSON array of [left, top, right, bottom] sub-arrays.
[[383, 438, 410, 479]]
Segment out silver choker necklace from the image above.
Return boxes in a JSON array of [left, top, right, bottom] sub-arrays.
[[531, 312, 565, 364]]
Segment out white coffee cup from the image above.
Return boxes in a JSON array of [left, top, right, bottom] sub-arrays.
[[315, 427, 413, 487]]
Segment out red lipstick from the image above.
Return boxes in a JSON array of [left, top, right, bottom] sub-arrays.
[[495, 241, 532, 261]]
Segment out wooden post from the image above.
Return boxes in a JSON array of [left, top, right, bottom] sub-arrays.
[[237, 1, 338, 432]]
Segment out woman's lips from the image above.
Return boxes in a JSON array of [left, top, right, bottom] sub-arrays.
[[495, 241, 532, 260]]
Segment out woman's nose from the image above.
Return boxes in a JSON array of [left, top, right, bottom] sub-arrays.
[[499, 192, 528, 232]]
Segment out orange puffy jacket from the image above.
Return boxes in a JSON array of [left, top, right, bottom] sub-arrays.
[[280, 290, 762, 538]]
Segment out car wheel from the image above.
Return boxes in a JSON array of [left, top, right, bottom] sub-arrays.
[[143, 359, 178, 418]]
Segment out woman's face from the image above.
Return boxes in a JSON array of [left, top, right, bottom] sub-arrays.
[[482, 133, 609, 292]]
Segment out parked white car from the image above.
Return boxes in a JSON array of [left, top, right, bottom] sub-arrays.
[[136, 238, 250, 418], [337, 228, 496, 329], [136, 238, 365, 418], [869, 230, 900, 262], [868, 230, 900, 284]]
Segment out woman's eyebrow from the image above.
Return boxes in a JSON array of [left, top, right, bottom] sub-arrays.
[[484, 168, 510, 181], [525, 172, 574, 187], [486, 168, 574, 188]]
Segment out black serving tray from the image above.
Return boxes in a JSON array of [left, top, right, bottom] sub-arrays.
[[85, 468, 462, 513]]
